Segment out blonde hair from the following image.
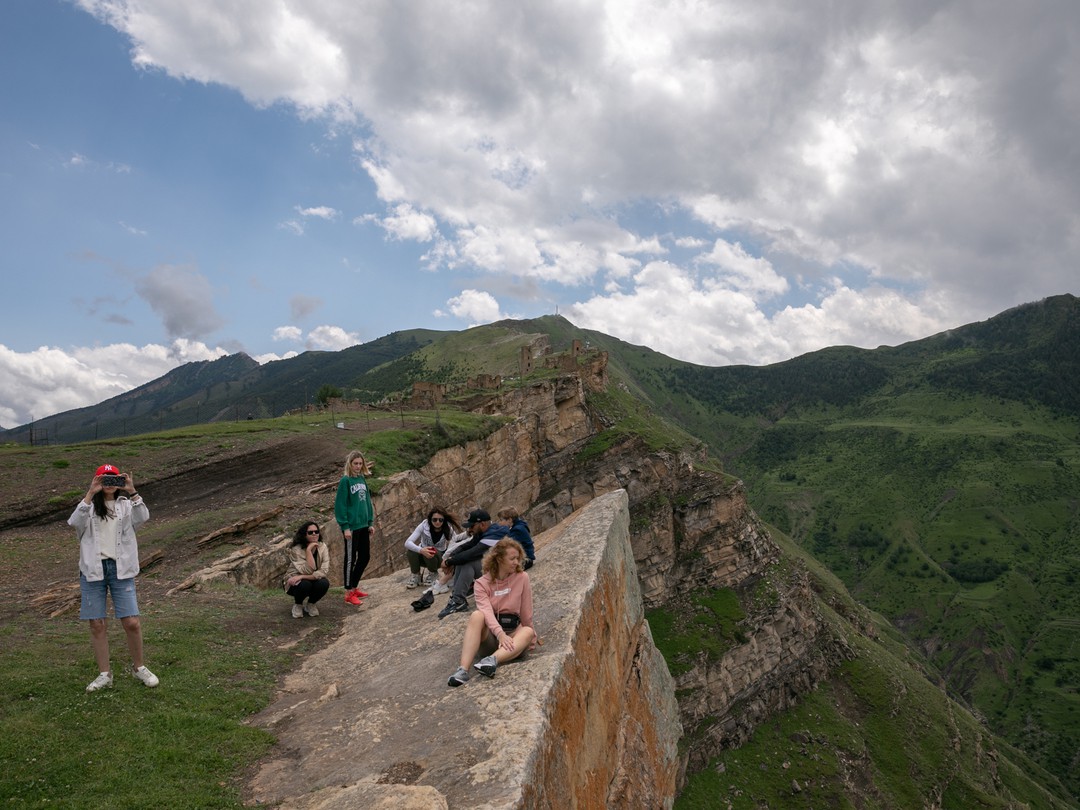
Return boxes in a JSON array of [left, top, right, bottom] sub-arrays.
[[343, 450, 373, 477], [496, 507, 520, 522], [482, 538, 526, 579]]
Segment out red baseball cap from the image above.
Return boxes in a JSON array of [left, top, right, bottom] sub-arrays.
[[95, 464, 120, 476]]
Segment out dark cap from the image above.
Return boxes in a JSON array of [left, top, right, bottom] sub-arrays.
[[464, 508, 491, 528]]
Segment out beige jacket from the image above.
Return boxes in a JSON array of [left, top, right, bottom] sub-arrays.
[[283, 541, 330, 590]]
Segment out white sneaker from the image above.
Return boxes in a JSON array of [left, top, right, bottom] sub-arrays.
[[406, 573, 421, 589], [133, 665, 159, 688], [86, 671, 113, 692], [291, 603, 304, 618], [304, 603, 319, 617], [431, 580, 449, 595]]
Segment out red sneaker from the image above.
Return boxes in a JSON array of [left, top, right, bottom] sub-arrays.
[[344, 590, 363, 606], [354, 589, 370, 598]]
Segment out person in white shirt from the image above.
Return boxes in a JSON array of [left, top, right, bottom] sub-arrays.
[[403, 507, 461, 588], [68, 464, 159, 693]]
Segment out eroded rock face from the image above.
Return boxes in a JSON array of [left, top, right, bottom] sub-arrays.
[[246, 491, 682, 809], [529, 443, 853, 774], [367, 375, 596, 580], [673, 570, 850, 771]]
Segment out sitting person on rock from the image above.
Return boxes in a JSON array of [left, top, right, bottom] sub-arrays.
[[283, 521, 331, 618], [496, 507, 536, 569], [437, 508, 508, 619], [448, 537, 536, 686], [403, 507, 460, 589], [411, 522, 473, 611]]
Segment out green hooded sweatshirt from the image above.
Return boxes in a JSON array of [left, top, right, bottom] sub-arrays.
[[335, 475, 374, 531]]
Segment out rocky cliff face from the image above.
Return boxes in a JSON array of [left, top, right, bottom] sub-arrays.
[[369, 371, 851, 779]]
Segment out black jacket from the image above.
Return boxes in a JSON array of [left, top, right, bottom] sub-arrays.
[[443, 524, 509, 565]]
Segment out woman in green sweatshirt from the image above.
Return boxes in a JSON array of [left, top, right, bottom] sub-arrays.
[[335, 450, 377, 605]]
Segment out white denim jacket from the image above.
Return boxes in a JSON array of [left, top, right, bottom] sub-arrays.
[[69, 495, 149, 581]]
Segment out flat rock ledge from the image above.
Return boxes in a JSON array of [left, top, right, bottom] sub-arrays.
[[246, 489, 682, 809]]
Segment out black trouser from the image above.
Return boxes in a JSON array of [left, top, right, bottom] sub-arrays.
[[407, 549, 443, 575], [287, 577, 330, 605], [343, 527, 372, 589]]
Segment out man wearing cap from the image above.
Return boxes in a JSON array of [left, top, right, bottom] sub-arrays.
[[437, 508, 508, 618]]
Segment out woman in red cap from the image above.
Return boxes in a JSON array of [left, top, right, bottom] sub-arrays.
[[68, 464, 159, 692]]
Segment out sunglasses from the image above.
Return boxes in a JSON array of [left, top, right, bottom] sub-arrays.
[[306, 529, 320, 535], [431, 516, 444, 523]]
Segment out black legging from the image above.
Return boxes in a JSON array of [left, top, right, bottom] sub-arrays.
[[343, 527, 372, 589], [287, 577, 330, 605]]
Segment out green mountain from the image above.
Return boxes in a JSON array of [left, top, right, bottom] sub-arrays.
[[553, 294, 1080, 796], [4, 329, 443, 444]]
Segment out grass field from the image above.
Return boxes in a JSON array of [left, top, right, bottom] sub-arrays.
[[0, 585, 331, 809]]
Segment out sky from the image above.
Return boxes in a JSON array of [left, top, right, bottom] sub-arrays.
[[2, 0, 1078, 429]]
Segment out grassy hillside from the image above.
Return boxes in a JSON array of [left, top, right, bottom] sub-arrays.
[[671, 528, 1075, 808], [579, 295, 1080, 796], [468, 298, 1080, 797], [3, 295, 1077, 800], [728, 396, 1080, 793]]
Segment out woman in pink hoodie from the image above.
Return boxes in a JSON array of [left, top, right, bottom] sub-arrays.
[[447, 537, 537, 686]]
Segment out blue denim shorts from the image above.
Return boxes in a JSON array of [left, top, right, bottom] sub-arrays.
[[80, 558, 140, 620]]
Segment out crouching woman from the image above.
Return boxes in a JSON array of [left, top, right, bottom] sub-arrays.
[[284, 521, 331, 618], [447, 538, 536, 686]]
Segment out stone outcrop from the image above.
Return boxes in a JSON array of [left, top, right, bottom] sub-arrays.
[[673, 567, 845, 770], [526, 436, 853, 772], [246, 491, 682, 809], [166, 535, 290, 595]]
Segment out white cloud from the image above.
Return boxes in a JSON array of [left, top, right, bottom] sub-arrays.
[[296, 205, 339, 220], [274, 323, 360, 350], [306, 325, 361, 351], [698, 240, 788, 300], [119, 221, 147, 236], [273, 325, 303, 342], [368, 203, 438, 242], [567, 263, 952, 366], [64, 150, 132, 173], [436, 289, 507, 326], [253, 350, 298, 364]]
